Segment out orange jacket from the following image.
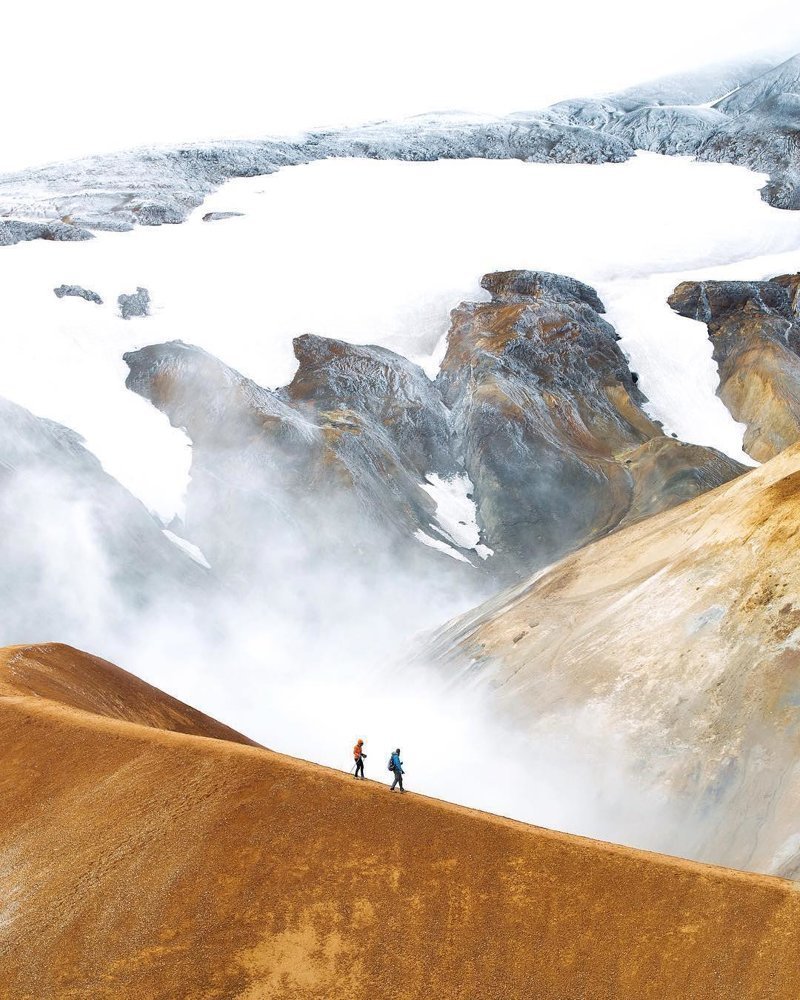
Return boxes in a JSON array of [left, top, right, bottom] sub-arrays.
[[353, 741, 364, 760]]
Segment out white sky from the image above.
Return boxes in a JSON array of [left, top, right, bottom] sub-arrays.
[[2, 0, 799, 172]]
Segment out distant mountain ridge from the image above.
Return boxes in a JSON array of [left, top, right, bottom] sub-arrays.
[[1, 54, 799, 248]]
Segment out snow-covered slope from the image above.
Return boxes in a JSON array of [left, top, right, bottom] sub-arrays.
[[1, 153, 799, 519]]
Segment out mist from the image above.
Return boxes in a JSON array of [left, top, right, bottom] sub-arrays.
[[2, 120, 800, 864], [0, 365, 693, 863]]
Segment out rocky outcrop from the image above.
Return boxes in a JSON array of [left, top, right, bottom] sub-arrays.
[[0, 396, 205, 642], [125, 273, 743, 581], [714, 54, 800, 116], [0, 219, 94, 246], [424, 444, 800, 876], [123, 339, 483, 582], [201, 210, 244, 221], [669, 273, 800, 461], [0, 121, 631, 245], [602, 105, 726, 156], [118, 286, 150, 319], [3, 642, 800, 999], [436, 271, 744, 573], [53, 283, 103, 304]]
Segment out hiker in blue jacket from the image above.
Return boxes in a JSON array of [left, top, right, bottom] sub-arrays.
[[389, 748, 405, 792]]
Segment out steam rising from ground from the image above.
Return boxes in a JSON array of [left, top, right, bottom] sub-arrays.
[[2, 152, 800, 857]]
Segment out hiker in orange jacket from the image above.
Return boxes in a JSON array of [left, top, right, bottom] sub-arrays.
[[353, 739, 366, 779]]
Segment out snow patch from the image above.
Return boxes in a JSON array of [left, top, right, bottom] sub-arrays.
[[413, 529, 473, 564], [421, 473, 493, 558], [162, 529, 211, 569]]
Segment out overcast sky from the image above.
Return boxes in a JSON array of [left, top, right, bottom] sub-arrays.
[[3, 0, 799, 172]]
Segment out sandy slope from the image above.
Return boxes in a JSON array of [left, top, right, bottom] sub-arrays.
[[0, 643, 257, 746], [1, 644, 799, 999], [428, 443, 800, 875]]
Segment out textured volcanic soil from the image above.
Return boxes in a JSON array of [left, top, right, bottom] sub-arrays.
[[427, 443, 800, 875], [1, 644, 800, 998]]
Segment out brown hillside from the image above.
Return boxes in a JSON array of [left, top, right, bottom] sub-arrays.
[[427, 442, 800, 876], [1, 645, 799, 998], [0, 643, 257, 746]]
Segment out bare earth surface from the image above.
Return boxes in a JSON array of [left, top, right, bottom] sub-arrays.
[[1, 643, 799, 999], [429, 444, 800, 876]]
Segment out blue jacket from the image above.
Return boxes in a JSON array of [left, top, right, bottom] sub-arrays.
[[392, 752, 403, 773]]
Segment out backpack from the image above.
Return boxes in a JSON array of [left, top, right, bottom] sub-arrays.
[[388, 754, 395, 772]]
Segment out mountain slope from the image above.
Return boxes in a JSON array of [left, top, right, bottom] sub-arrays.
[[0, 643, 256, 745], [426, 443, 800, 875], [0, 52, 798, 244], [123, 273, 743, 582], [0, 396, 206, 643], [1, 643, 799, 999]]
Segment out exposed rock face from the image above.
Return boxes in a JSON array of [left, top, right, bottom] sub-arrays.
[[669, 273, 800, 461], [695, 90, 800, 211], [436, 271, 744, 572], [283, 333, 458, 480], [53, 283, 103, 304], [602, 105, 726, 156], [0, 122, 630, 245], [0, 55, 798, 245], [0, 219, 94, 246], [2, 642, 800, 999], [125, 273, 743, 581], [715, 53, 800, 116], [425, 444, 800, 876], [118, 285, 150, 319], [123, 339, 481, 582], [201, 210, 244, 221], [311, 112, 632, 165]]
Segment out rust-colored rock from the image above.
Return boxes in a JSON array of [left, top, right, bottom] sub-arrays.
[[437, 271, 745, 573], [669, 274, 800, 461], [2, 642, 800, 999]]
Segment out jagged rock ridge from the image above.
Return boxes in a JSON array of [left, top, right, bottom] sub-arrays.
[[669, 272, 800, 461], [0, 54, 797, 246], [125, 271, 744, 581]]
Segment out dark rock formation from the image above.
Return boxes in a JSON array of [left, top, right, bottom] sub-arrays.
[[669, 274, 800, 461], [123, 339, 480, 583], [0, 219, 94, 246], [118, 286, 150, 319], [282, 334, 457, 480], [435, 271, 745, 573], [202, 211, 245, 222], [53, 284, 103, 305], [125, 272, 744, 581]]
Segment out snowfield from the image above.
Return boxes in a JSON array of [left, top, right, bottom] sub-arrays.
[[1, 152, 799, 518]]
